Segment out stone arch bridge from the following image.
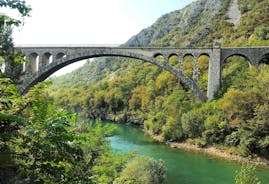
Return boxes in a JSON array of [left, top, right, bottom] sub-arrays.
[[15, 45, 269, 102]]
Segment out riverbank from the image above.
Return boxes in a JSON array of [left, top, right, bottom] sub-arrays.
[[149, 133, 269, 168], [96, 118, 269, 167], [97, 119, 269, 168], [107, 120, 269, 184]]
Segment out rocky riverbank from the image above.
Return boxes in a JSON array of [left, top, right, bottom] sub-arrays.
[[149, 133, 269, 168]]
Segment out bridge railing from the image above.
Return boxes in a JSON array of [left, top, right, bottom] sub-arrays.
[[15, 44, 121, 48]]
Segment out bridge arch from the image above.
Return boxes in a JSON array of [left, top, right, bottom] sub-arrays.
[[258, 53, 269, 65], [182, 54, 195, 78], [41, 52, 53, 66], [153, 53, 166, 62], [219, 47, 269, 66], [195, 54, 210, 95], [168, 54, 179, 67], [199, 53, 210, 58], [168, 53, 178, 59], [19, 49, 207, 102], [153, 53, 164, 58], [56, 52, 66, 59], [28, 52, 39, 73], [222, 53, 252, 67]]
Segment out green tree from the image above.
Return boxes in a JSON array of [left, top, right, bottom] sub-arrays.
[[222, 89, 260, 128], [162, 116, 183, 141], [181, 110, 204, 138], [144, 112, 167, 135], [114, 156, 166, 184], [239, 104, 269, 155], [1, 82, 129, 183], [0, 0, 31, 81], [235, 162, 261, 184], [129, 86, 152, 112]]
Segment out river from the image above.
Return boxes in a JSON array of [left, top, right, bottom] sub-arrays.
[[104, 121, 269, 184]]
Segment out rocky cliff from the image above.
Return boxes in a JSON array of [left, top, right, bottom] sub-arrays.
[[124, 0, 223, 47]]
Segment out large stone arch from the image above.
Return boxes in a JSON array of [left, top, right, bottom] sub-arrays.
[[221, 53, 252, 71], [19, 49, 207, 102], [221, 52, 252, 66], [221, 47, 269, 66]]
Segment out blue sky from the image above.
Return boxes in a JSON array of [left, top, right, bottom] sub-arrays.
[[11, 0, 195, 45]]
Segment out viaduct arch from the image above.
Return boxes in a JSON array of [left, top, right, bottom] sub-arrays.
[[15, 46, 269, 102]]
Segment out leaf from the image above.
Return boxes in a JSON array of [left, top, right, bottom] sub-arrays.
[[0, 113, 27, 126]]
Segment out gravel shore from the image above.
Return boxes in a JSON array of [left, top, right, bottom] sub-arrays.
[[150, 134, 269, 168]]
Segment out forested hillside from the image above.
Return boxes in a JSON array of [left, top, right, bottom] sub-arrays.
[[48, 0, 269, 159]]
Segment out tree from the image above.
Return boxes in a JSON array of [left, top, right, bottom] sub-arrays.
[[0, 77, 26, 183], [0, 0, 31, 81], [114, 156, 166, 184], [222, 89, 260, 128], [0, 1, 31, 18], [129, 86, 152, 112], [235, 162, 261, 184], [181, 110, 204, 138], [144, 112, 167, 135], [239, 104, 269, 155], [0, 82, 129, 183], [162, 116, 183, 141], [255, 26, 269, 40]]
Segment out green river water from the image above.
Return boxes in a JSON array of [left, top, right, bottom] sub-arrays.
[[104, 121, 269, 184]]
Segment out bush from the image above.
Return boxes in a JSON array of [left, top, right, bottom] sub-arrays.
[[181, 111, 204, 138], [162, 117, 183, 141], [114, 156, 166, 184], [235, 162, 261, 184], [186, 138, 195, 145], [144, 112, 167, 135], [194, 138, 207, 148], [225, 132, 240, 146]]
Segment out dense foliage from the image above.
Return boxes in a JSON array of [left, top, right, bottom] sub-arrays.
[[0, 79, 132, 183]]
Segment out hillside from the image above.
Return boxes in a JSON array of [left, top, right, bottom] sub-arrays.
[[47, 0, 269, 159]]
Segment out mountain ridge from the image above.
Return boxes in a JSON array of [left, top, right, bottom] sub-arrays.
[[124, 0, 222, 47]]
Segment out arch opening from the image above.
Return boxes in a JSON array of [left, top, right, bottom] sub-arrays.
[[259, 53, 269, 65], [28, 53, 39, 73], [153, 53, 165, 62], [168, 54, 179, 68], [1, 61, 5, 73], [222, 54, 251, 67], [183, 54, 194, 79], [22, 56, 26, 73], [56, 52, 66, 60], [216, 55, 250, 98], [198, 54, 210, 94], [42, 53, 53, 67]]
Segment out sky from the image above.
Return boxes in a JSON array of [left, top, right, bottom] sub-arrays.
[[2, 0, 195, 75]]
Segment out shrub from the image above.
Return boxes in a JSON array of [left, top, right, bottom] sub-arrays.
[[235, 162, 261, 184], [225, 132, 240, 146], [114, 156, 166, 184]]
